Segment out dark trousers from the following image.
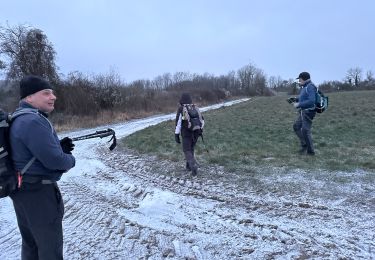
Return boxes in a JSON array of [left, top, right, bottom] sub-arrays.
[[10, 182, 64, 260], [293, 110, 316, 153], [182, 133, 199, 170]]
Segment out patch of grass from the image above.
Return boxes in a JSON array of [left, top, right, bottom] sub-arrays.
[[123, 90, 375, 172]]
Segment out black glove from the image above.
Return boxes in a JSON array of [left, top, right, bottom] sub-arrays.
[[287, 97, 298, 104], [60, 137, 75, 154], [175, 134, 181, 144]]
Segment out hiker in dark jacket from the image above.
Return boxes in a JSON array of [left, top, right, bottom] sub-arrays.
[[291, 71, 317, 155], [174, 93, 204, 176], [9, 75, 76, 260]]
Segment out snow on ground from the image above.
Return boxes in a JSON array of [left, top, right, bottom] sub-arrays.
[[1, 98, 374, 259]]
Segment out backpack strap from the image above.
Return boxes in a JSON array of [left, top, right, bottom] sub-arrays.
[[0, 120, 9, 128], [303, 83, 318, 111], [0, 150, 8, 159], [12, 108, 54, 133], [304, 82, 318, 94], [182, 104, 192, 129], [20, 157, 36, 175], [182, 104, 204, 129], [16, 156, 36, 188], [10, 108, 41, 178], [195, 106, 204, 128]]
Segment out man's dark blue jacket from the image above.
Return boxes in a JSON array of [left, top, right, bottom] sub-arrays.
[[10, 101, 75, 181], [297, 79, 317, 110]]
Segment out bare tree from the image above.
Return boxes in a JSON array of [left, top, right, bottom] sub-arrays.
[[366, 70, 374, 82], [0, 24, 58, 81], [226, 70, 240, 94], [172, 71, 192, 85], [152, 75, 164, 90], [346, 67, 362, 87], [93, 70, 124, 110], [253, 69, 267, 95], [162, 73, 172, 89], [0, 59, 5, 70], [268, 75, 285, 89], [237, 63, 266, 95], [151, 73, 173, 90], [237, 63, 256, 94]]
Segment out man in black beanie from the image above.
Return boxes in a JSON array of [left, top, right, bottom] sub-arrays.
[[19, 75, 53, 99], [9, 75, 76, 259]]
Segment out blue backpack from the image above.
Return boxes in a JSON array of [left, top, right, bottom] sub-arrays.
[[305, 85, 329, 113], [315, 89, 328, 113]]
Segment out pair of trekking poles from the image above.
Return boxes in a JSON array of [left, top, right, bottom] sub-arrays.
[[71, 128, 117, 150]]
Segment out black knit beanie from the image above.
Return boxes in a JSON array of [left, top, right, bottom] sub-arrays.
[[20, 75, 52, 99], [179, 93, 192, 105]]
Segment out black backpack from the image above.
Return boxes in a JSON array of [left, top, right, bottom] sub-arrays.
[[182, 104, 203, 133], [0, 109, 36, 198], [0, 110, 15, 198]]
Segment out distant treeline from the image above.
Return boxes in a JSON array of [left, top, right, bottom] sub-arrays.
[[0, 66, 273, 127], [270, 67, 375, 94], [1, 68, 375, 125], [272, 79, 375, 96]]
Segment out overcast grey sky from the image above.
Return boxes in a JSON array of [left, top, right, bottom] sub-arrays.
[[1, 0, 374, 84]]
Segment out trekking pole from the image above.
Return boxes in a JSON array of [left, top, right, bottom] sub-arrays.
[[200, 134, 209, 153], [71, 128, 117, 151]]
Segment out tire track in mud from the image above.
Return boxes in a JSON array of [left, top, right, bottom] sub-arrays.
[[62, 156, 261, 259], [99, 150, 307, 258], [99, 148, 375, 259], [0, 227, 20, 258], [60, 149, 271, 259], [0, 198, 21, 260], [60, 176, 210, 259]]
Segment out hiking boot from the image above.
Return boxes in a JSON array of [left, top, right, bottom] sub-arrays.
[[307, 151, 315, 156], [185, 162, 191, 171], [191, 166, 198, 176]]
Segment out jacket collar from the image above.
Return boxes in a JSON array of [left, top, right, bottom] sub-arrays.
[[301, 79, 311, 87], [19, 100, 49, 118]]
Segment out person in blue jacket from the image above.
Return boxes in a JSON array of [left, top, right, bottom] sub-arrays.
[[9, 75, 76, 260], [290, 72, 317, 155]]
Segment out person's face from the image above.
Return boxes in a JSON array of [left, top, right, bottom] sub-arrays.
[[25, 89, 56, 113], [298, 78, 305, 86]]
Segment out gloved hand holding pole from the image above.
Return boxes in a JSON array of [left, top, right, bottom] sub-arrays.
[[60, 137, 75, 154]]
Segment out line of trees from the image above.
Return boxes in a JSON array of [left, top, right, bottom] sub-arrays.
[[267, 68, 375, 94], [318, 68, 375, 92], [0, 24, 273, 121]]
